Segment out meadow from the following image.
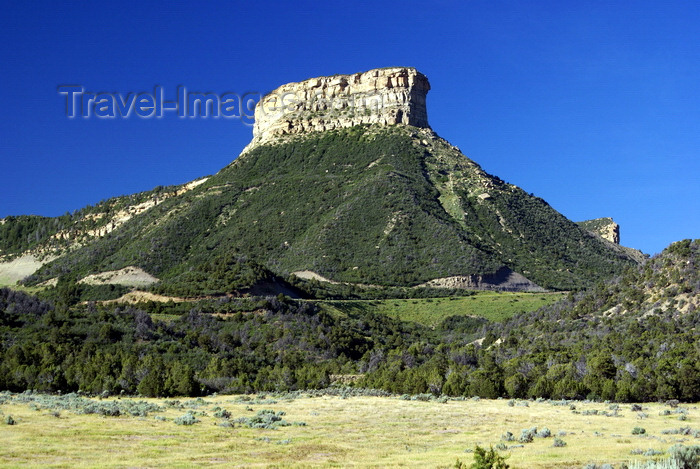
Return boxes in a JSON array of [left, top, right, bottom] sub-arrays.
[[317, 292, 565, 327], [1, 390, 697, 468]]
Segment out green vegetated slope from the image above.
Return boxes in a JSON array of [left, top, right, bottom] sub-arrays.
[[360, 239, 700, 401], [0, 184, 189, 260], [318, 292, 565, 328], [0, 240, 697, 401], [26, 125, 637, 293]]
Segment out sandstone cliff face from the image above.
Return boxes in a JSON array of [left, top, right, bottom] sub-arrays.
[[244, 67, 430, 152], [577, 217, 620, 244], [418, 267, 545, 292]]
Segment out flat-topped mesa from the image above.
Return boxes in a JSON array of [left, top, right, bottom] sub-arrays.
[[244, 67, 430, 151]]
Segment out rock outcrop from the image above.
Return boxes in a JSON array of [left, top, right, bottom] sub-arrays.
[[419, 267, 545, 292], [244, 67, 430, 152], [577, 217, 620, 244]]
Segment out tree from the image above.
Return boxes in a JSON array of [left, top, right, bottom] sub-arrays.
[[470, 445, 509, 469], [165, 362, 199, 396]]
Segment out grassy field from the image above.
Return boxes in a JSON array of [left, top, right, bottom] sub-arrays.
[[1, 391, 697, 468], [317, 292, 565, 327]]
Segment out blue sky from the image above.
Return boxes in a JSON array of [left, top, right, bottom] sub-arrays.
[[1, 1, 698, 255]]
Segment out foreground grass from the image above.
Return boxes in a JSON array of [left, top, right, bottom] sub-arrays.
[[319, 292, 565, 327], [1, 392, 697, 468]]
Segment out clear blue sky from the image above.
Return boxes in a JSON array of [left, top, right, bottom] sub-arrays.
[[1, 1, 698, 255]]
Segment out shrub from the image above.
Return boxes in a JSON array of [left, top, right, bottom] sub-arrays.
[[501, 431, 514, 442], [174, 412, 199, 425], [519, 427, 536, 443], [668, 444, 700, 469], [536, 427, 551, 438], [213, 408, 231, 419], [234, 409, 290, 429], [470, 445, 510, 469], [5, 415, 15, 425], [660, 427, 697, 436], [553, 438, 567, 447], [632, 427, 646, 435]]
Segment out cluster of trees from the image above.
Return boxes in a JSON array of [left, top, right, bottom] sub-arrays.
[[359, 307, 700, 402], [0, 290, 368, 396], [0, 215, 64, 255], [360, 240, 700, 401], [2, 241, 697, 401], [1, 288, 697, 401]]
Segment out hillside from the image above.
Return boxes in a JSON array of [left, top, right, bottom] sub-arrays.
[[361, 239, 700, 401], [0, 239, 695, 401], [1, 67, 642, 295], [14, 125, 637, 294]]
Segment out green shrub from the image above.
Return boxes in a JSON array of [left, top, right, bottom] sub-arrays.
[[632, 427, 646, 435], [668, 444, 700, 469], [552, 437, 566, 447], [234, 409, 290, 429], [174, 412, 199, 425], [519, 427, 536, 443], [469, 445, 510, 469], [212, 408, 231, 419]]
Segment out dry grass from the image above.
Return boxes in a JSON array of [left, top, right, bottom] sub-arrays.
[[0, 393, 697, 468]]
